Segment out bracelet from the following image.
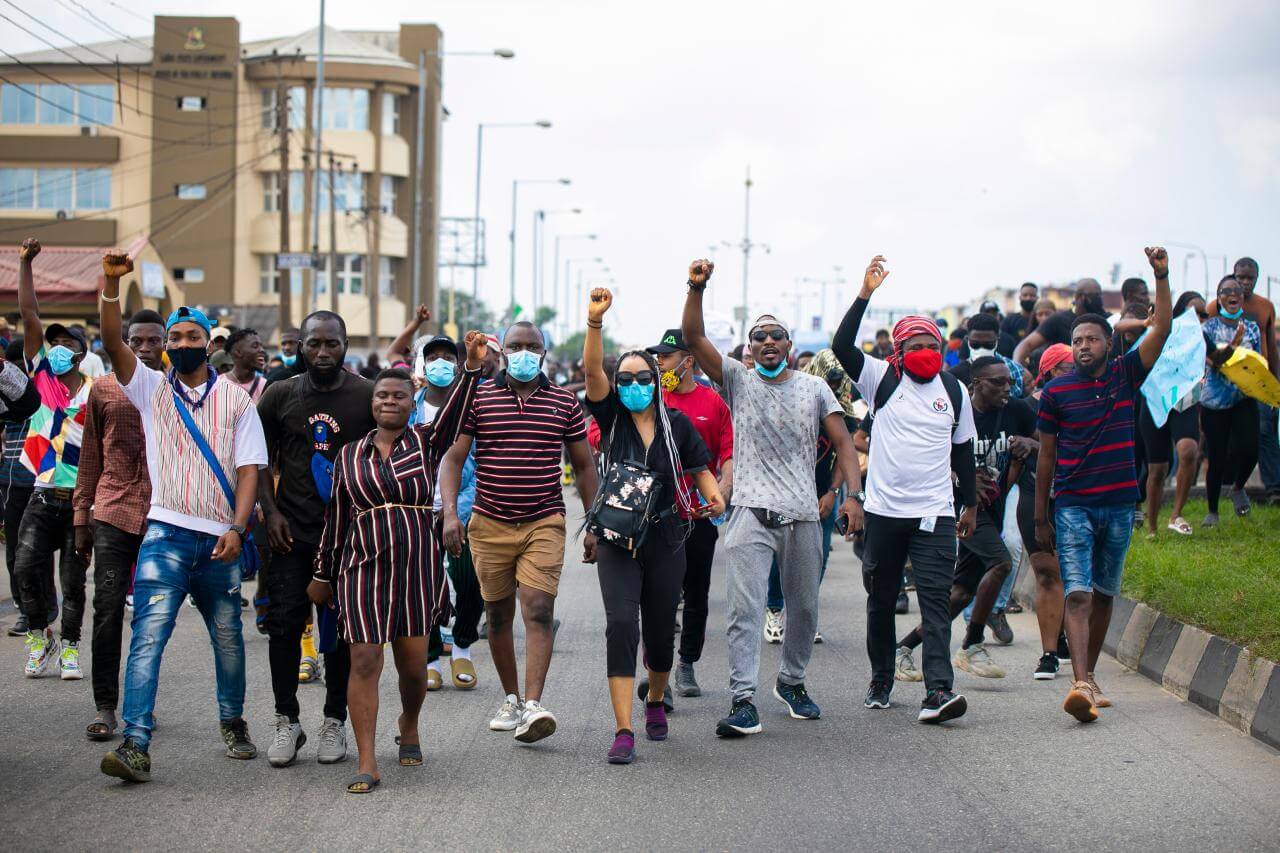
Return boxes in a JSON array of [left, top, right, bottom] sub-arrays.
[[687, 281, 707, 292], [100, 292, 120, 303], [587, 321, 603, 329]]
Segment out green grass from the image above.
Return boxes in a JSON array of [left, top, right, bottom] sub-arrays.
[[1123, 499, 1280, 662]]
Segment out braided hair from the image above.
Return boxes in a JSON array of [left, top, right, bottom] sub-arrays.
[[611, 349, 696, 522]]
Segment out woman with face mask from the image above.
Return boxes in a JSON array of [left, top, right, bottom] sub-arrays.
[[581, 288, 723, 765], [1199, 275, 1263, 526]]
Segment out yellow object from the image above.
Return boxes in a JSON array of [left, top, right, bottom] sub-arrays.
[[1221, 348, 1280, 406], [298, 621, 320, 683]]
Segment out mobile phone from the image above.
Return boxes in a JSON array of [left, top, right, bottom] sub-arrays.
[[836, 512, 849, 537]]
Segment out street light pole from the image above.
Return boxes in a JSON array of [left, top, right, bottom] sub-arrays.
[[554, 233, 596, 338], [510, 177, 570, 324], [471, 120, 553, 304], [532, 208, 581, 323]]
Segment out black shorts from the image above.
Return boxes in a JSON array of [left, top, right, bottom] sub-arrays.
[[955, 511, 1010, 591], [1138, 403, 1201, 465]]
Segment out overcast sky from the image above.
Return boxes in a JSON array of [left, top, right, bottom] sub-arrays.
[[10, 0, 1280, 346]]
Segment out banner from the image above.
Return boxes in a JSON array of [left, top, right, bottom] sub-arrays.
[[1138, 310, 1206, 428]]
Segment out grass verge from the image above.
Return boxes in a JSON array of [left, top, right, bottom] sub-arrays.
[[1123, 498, 1280, 662]]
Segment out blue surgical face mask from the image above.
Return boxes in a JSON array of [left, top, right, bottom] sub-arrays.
[[619, 382, 655, 412], [46, 345, 76, 377], [1220, 305, 1245, 321], [280, 352, 297, 367], [505, 350, 543, 383], [424, 358, 456, 388], [755, 360, 786, 379]]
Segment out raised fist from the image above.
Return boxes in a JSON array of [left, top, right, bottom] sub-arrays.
[[688, 259, 714, 287], [1144, 246, 1169, 279], [587, 288, 613, 322], [862, 255, 889, 294], [101, 252, 134, 279], [464, 329, 488, 369], [19, 237, 40, 262], [414, 304, 431, 325]]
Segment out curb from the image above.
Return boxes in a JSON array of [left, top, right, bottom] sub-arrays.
[[1101, 595, 1280, 751]]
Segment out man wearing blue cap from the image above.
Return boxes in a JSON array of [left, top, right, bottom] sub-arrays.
[[93, 250, 269, 783]]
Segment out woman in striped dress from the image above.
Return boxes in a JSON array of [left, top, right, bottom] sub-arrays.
[[309, 331, 486, 793]]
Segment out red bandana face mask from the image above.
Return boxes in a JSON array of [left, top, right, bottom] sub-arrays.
[[902, 349, 942, 381]]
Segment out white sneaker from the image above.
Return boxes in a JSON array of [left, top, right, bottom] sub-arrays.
[[316, 717, 347, 764], [59, 640, 82, 680], [267, 713, 307, 767], [125, 594, 134, 610], [895, 646, 923, 682], [489, 694, 523, 732], [514, 699, 557, 743], [764, 608, 784, 644], [24, 628, 57, 677], [954, 643, 1006, 679]]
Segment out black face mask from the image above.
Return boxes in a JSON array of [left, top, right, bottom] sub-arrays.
[[1020, 299, 1037, 313], [1079, 295, 1105, 315], [167, 346, 208, 375]]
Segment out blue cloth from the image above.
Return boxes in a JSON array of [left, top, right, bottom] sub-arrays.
[[0, 420, 34, 487], [1201, 317, 1261, 410], [1054, 504, 1134, 598], [122, 521, 245, 751], [1131, 310, 1206, 428], [165, 305, 213, 335]]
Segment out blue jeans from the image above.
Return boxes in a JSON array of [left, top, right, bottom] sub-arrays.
[[1257, 402, 1280, 494], [1054, 504, 1134, 598], [766, 503, 837, 610], [121, 521, 246, 752]]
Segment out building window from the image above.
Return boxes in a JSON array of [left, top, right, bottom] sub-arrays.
[[176, 183, 207, 200], [381, 93, 399, 135], [317, 171, 364, 213], [378, 256, 396, 296], [258, 254, 303, 295], [76, 85, 114, 124], [37, 84, 75, 125], [262, 171, 306, 214], [317, 87, 369, 131], [379, 175, 397, 214], [174, 267, 204, 283], [260, 87, 306, 131], [0, 167, 110, 211], [0, 84, 36, 124], [0, 84, 113, 125], [316, 253, 363, 295], [178, 96, 206, 112]]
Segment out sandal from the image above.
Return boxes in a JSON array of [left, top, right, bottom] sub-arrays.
[[398, 743, 423, 766], [451, 658, 477, 690], [346, 773, 380, 794], [253, 595, 270, 635], [85, 714, 117, 741], [1167, 516, 1193, 536], [426, 668, 442, 691]]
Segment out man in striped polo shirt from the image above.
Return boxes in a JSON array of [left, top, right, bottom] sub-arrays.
[[440, 321, 599, 745], [1035, 246, 1172, 724], [94, 251, 269, 783]]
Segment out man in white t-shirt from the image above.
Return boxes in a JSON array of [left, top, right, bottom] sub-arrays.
[[833, 256, 979, 725], [93, 251, 268, 784]]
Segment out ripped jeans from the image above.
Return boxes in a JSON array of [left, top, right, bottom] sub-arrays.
[[121, 521, 245, 752]]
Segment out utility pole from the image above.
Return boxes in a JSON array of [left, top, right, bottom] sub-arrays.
[[327, 150, 338, 314], [310, 0, 327, 311], [413, 50, 427, 318], [276, 77, 292, 333], [740, 166, 752, 342]]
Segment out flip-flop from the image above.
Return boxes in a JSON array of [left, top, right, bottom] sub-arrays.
[[398, 743, 423, 766], [451, 658, 477, 690], [346, 773, 380, 794], [1167, 516, 1193, 536], [85, 716, 117, 741]]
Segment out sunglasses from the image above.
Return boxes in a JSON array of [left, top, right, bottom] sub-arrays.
[[616, 371, 655, 387], [750, 329, 788, 343]]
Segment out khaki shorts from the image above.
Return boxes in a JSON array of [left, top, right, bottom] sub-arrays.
[[467, 511, 566, 602]]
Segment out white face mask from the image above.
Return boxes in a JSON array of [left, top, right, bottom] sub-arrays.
[[969, 345, 996, 361]]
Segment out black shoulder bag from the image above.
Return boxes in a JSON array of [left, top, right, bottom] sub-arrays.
[[586, 417, 664, 553]]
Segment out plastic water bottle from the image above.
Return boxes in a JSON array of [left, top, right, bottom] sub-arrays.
[[698, 493, 728, 526]]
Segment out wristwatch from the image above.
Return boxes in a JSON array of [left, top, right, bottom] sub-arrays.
[[228, 524, 246, 540], [852, 490, 866, 505]]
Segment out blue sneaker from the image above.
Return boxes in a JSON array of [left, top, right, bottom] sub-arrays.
[[715, 699, 762, 737], [772, 679, 820, 720]]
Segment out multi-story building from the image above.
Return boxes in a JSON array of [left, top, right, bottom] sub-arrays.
[[0, 16, 445, 347]]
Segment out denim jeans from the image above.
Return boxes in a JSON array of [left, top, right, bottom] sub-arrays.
[[121, 521, 245, 752], [1055, 503, 1134, 598], [14, 488, 87, 640], [1256, 402, 1280, 494]]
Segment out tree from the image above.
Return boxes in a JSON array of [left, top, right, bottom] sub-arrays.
[[554, 328, 620, 360], [534, 305, 557, 327], [437, 288, 497, 332]]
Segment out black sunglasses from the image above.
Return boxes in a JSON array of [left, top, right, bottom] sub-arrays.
[[616, 371, 655, 387], [750, 329, 788, 343]]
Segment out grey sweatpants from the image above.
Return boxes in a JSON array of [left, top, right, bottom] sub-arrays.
[[724, 508, 824, 702]]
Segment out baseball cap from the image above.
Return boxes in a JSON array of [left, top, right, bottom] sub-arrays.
[[980, 300, 1000, 314], [748, 314, 790, 337], [210, 326, 231, 342], [45, 322, 88, 353], [421, 334, 458, 360], [166, 306, 213, 335], [210, 350, 233, 371], [647, 328, 687, 354]]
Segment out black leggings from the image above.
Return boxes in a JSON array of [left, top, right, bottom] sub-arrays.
[[596, 521, 687, 678], [1202, 399, 1258, 514]]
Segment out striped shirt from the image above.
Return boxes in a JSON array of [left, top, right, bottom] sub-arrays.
[[1036, 349, 1148, 508], [462, 371, 587, 523]]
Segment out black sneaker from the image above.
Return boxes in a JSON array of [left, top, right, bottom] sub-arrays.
[[101, 737, 152, 783], [864, 680, 892, 709], [715, 699, 762, 737], [220, 717, 258, 759], [895, 591, 910, 614], [989, 610, 1014, 645], [918, 689, 967, 724], [1056, 632, 1071, 662], [636, 678, 675, 712], [772, 679, 821, 720], [1034, 652, 1060, 680], [6, 613, 27, 637]]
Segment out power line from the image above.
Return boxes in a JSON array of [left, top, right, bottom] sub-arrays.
[[55, 0, 151, 54]]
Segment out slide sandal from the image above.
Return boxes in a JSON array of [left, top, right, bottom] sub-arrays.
[[85, 716, 117, 741], [451, 658, 477, 690], [346, 774, 380, 794], [1167, 516, 1193, 536], [398, 743, 423, 766]]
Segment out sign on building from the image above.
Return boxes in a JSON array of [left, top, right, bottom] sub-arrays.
[[140, 261, 166, 298], [275, 253, 315, 270]]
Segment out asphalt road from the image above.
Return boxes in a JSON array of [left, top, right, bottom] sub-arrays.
[[3, 507, 1278, 852]]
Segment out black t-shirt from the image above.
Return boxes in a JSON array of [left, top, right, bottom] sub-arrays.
[[265, 359, 306, 387], [258, 371, 376, 544], [586, 393, 711, 513], [996, 331, 1017, 358], [814, 414, 856, 496], [1035, 309, 1077, 346], [972, 396, 1037, 477], [1001, 312, 1035, 342]]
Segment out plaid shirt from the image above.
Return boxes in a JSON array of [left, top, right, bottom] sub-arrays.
[[72, 375, 150, 535]]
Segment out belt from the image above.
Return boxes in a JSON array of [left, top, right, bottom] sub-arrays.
[[355, 502, 433, 519], [37, 487, 74, 502]]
